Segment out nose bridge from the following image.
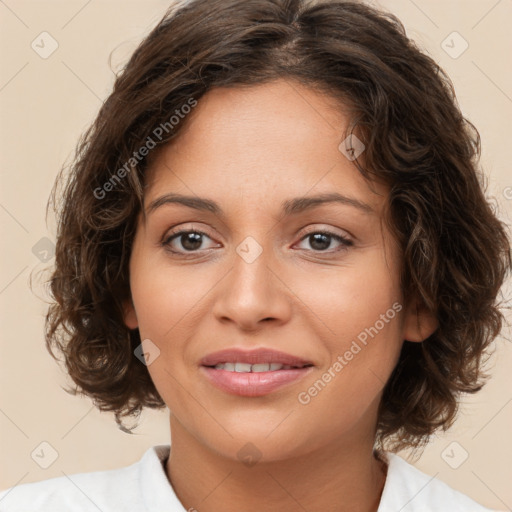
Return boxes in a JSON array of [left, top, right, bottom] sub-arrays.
[[235, 235, 272, 296], [212, 235, 291, 329]]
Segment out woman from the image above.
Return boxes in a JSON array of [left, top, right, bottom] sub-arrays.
[[1, 0, 509, 510]]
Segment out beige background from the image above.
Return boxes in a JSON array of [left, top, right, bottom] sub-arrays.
[[1, 0, 511, 509]]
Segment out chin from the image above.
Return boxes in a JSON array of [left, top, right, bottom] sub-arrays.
[[197, 420, 323, 465]]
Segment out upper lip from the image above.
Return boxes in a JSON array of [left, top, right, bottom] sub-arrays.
[[200, 348, 314, 367]]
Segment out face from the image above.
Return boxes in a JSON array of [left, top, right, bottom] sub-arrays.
[[124, 79, 436, 462]]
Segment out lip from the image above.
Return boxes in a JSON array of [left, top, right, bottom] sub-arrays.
[[200, 347, 314, 397], [200, 348, 313, 367]]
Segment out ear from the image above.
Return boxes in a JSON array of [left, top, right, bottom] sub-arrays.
[[402, 298, 438, 342], [123, 297, 139, 330]]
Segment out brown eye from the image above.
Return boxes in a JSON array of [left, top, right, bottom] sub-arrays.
[[163, 230, 217, 254], [296, 231, 353, 253]]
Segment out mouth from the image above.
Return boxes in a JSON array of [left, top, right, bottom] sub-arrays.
[[206, 362, 312, 372], [200, 348, 314, 397]]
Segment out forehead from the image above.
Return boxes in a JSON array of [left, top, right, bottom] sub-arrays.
[[143, 79, 387, 214]]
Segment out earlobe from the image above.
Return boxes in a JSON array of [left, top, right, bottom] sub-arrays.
[[402, 299, 438, 342], [123, 298, 139, 330]]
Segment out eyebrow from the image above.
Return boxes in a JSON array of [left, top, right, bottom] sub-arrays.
[[145, 191, 374, 216]]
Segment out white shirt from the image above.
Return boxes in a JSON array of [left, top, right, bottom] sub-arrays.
[[0, 445, 498, 511]]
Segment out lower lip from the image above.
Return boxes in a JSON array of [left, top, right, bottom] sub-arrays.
[[200, 366, 314, 397]]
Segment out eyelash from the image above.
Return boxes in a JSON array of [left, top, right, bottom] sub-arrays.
[[162, 228, 353, 257]]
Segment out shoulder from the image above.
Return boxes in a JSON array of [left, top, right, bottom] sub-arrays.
[[378, 452, 499, 512], [0, 445, 175, 512]]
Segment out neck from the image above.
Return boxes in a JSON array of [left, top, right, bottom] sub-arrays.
[[165, 415, 387, 512]]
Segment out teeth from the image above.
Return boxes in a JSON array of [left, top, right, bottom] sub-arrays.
[[212, 363, 304, 372], [234, 363, 252, 373], [252, 363, 271, 372]]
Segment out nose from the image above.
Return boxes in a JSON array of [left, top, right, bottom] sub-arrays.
[[211, 244, 293, 332]]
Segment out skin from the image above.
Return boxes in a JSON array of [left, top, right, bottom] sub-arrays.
[[123, 79, 437, 512]]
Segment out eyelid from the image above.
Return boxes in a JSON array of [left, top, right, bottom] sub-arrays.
[[297, 225, 353, 242], [163, 228, 217, 246], [163, 225, 210, 240]]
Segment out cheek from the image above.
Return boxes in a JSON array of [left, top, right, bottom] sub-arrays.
[[130, 261, 214, 341], [291, 246, 404, 390], [294, 305, 404, 444], [291, 253, 402, 343], [129, 262, 220, 401]]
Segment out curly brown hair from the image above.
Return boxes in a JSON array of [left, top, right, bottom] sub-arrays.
[[45, 0, 511, 451]]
